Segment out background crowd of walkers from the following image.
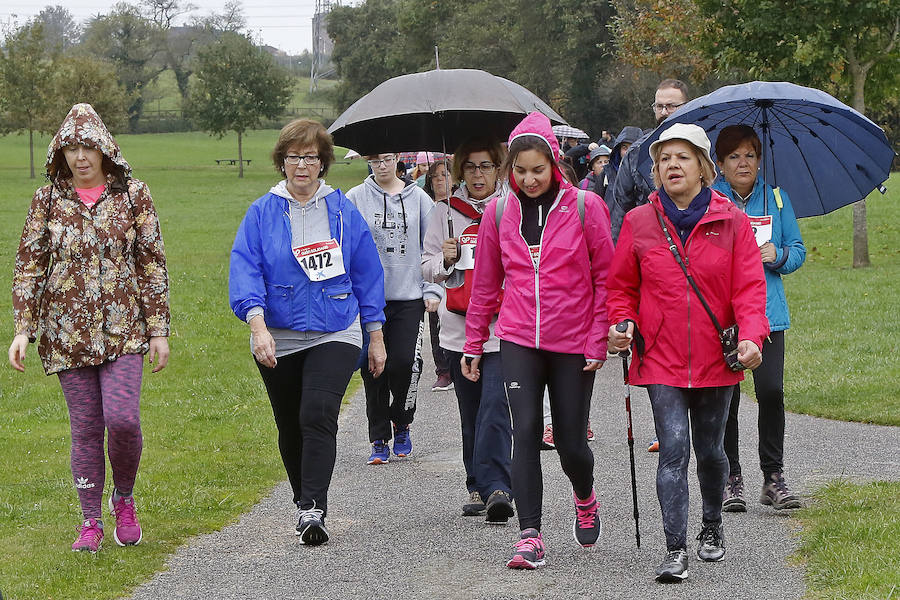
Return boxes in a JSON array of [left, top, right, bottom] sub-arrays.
[[8, 74, 808, 584]]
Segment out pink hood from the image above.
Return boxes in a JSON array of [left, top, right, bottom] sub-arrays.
[[506, 111, 564, 194]]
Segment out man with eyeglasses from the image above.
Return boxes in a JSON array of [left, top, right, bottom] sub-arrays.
[[347, 153, 442, 465], [607, 79, 690, 244]]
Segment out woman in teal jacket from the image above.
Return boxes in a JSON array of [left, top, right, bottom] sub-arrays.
[[712, 125, 806, 512]]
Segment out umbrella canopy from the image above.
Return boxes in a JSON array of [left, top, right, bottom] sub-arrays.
[[635, 81, 895, 218], [552, 124, 589, 140], [328, 68, 566, 156]]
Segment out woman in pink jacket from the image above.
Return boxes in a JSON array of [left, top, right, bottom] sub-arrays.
[[462, 111, 614, 569]]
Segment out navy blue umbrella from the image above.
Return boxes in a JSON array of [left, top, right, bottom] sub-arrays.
[[636, 81, 895, 217]]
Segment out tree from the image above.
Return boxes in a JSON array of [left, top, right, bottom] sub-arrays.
[[609, 0, 719, 82], [193, 0, 246, 33], [695, 0, 900, 268], [33, 5, 81, 49], [148, 0, 199, 103], [0, 21, 56, 178], [42, 56, 131, 134], [328, 0, 424, 110], [81, 2, 166, 132], [188, 32, 293, 178]]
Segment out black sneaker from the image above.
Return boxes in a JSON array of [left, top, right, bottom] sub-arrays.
[[295, 507, 329, 545], [723, 473, 747, 512], [696, 521, 725, 562], [760, 472, 802, 509], [485, 490, 514, 524], [462, 491, 486, 516], [655, 549, 688, 582]]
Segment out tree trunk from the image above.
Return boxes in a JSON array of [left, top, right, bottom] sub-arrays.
[[852, 200, 870, 268], [847, 49, 871, 268], [29, 128, 35, 179], [238, 131, 244, 179]]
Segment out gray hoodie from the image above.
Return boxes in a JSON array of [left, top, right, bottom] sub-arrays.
[[347, 175, 442, 302]]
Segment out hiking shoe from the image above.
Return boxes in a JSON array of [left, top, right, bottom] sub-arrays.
[[72, 518, 104, 553], [722, 473, 747, 512], [431, 373, 453, 391], [462, 491, 486, 516], [392, 424, 412, 457], [506, 528, 546, 569], [540, 424, 555, 450], [367, 440, 390, 464], [696, 521, 726, 562], [586, 421, 595, 442], [647, 438, 659, 452], [295, 507, 329, 545], [760, 472, 801, 509], [572, 489, 601, 547], [109, 494, 143, 546], [485, 490, 514, 524], [655, 549, 688, 582]]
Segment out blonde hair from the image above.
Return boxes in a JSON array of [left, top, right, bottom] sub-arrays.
[[651, 140, 717, 189]]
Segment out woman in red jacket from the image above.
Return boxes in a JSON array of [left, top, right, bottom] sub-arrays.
[[462, 111, 614, 570], [607, 124, 767, 583]]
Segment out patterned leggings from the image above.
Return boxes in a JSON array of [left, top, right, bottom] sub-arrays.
[[57, 354, 144, 520]]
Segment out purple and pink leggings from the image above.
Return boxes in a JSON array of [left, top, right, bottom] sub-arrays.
[[57, 354, 144, 520]]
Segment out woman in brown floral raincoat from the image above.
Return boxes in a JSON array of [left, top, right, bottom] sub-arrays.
[[7, 103, 170, 553]]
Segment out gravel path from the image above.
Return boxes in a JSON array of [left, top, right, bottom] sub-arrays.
[[129, 336, 900, 600]]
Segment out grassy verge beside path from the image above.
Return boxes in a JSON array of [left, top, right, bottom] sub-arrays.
[[0, 130, 368, 600], [794, 480, 900, 600]]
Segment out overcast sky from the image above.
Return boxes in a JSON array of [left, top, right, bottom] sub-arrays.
[[0, 0, 352, 55]]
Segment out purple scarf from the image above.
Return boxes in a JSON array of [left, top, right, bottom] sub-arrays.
[[658, 186, 711, 245]]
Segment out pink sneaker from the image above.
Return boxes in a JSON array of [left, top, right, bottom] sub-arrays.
[[586, 420, 595, 442], [541, 424, 555, 450], [109, 494, 143, 546], [72, 518, 104, 553], [573, 489, 601, 547], [507, 528, 546, 569]]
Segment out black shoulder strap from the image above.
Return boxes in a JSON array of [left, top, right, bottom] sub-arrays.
[[655, 210, 724, 335]]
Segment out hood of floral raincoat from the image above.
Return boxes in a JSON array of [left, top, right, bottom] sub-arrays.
[[45, 103, 131, 177]]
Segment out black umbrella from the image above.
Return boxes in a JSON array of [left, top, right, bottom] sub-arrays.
[[327, 68, 567, 156]]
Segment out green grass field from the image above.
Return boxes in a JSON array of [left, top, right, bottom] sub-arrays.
[[741, 183, 900, 425], [143, 71, 337, 116], [0, 130, 896, 599]]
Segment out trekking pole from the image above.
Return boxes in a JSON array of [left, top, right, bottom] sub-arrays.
[[616, 321, 641, 548]]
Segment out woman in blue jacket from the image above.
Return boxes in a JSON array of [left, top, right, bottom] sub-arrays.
[[230, 119, 386, 545], [712, 125, 806, 512]]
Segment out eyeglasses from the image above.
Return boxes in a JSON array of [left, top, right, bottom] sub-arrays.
[[366, 155, 396, 167], [650, 102, 686, 113], [285, 154, 321, 166], [462, 161, 496, 175]]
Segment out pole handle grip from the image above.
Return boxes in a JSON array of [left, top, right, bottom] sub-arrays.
[[615, 321, 630, 358]]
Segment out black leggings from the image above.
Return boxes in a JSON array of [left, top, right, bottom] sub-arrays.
[[256, 342, 359, 516], [500, 340, 595, 531], [724, 330, 786, 477], [362, 299, 425, 441], [428, 311, 450, 377], [648, 384, 730, 551]]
